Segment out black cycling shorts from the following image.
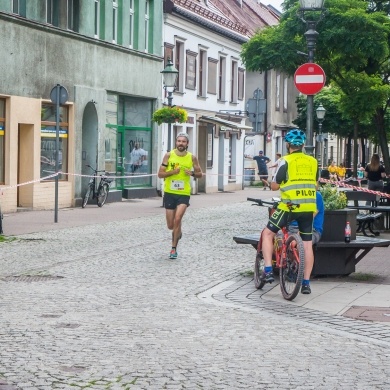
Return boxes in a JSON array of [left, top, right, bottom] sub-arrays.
[[164, 192, 190, 210], [267, 208, 313, 242]]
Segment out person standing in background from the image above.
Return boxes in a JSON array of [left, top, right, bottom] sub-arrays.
[[245, 150, 271, 190], [328, 161, 338, 181], [365, 154, 386, 203], [337, 163, 346, 181]]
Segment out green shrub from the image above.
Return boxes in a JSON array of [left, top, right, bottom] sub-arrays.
[[319, 184, 347, 210]]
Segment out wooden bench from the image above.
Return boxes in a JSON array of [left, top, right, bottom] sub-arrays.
[[233, 233, 390, 276]]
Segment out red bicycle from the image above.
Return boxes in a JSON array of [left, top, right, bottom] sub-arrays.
[[248, 198, 305, 301]]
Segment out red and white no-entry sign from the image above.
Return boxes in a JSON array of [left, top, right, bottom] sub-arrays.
[[294, 63, 326, 95]]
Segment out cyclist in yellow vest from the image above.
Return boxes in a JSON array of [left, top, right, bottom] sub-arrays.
[[261, 129, 319, 294], [158, 132, 203, 259]]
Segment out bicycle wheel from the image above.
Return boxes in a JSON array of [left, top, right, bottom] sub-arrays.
[[254, 252, 266, 289], [97, 183, 109, 207], [82, 186, 92, 208], [279, 233, 305, 301]]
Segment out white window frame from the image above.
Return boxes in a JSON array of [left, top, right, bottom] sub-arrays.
[[46, 0, 53, 24], [129, 0, 134, 49], [283, 76, 288, 111], [276, 73, 280, 110], [174, 39, 186, 93], [230, 60, 238, 103], [144, 0, 150, 52], [12, 0, 19, 14], [218, 55, 227, 101], [113, 1, 118, 44], [198, 49, 207, 97], [94, 0, 100, 39]]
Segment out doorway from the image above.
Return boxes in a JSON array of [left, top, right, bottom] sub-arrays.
[[17, 124, 34, 207]]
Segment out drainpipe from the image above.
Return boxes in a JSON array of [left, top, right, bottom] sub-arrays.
[[263, 70, 268, 156]]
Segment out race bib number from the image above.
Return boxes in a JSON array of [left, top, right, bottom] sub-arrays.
[[171, 180, 184, 191]]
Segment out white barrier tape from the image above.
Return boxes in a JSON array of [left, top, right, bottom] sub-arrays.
[[0, 173, 59, 195], [320, 177, 390, 199], [63, 172, 158, 179]]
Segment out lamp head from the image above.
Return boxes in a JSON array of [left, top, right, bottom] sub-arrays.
[[161, 58, 179, 89]]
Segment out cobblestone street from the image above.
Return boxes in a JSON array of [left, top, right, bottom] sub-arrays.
[[1, 199, 390, 389]]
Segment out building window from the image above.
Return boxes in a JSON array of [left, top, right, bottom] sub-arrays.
[[283, 76, 288, 111], [46, 0, 53, 24], [218, 56, 226, 101], [164, 43, 174, 66], [12, 0, 19, 14], [198, 49, 207, 97], [230, 60, 238, 103], [175, 40, 185, 92], [276, 73, 280, 111], [238, 68, 245, 101], [207, 58, 218, 95], [41, 103, 69, 181], [94, 0, 100, 38], [0, 98, 5, 184], [129, 0, 134, 48], [186, 50, 197, 90], [67, 0, 79, 32], [112, 1, 118, 43], [144, 0, 150, 52]]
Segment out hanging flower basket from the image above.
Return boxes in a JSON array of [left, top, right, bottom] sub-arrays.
[[152, 106, 188, 125]]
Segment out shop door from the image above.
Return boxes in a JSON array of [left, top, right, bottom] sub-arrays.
[[116, 128, 125, 189]]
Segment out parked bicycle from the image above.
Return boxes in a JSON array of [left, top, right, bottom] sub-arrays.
[[82, 165, 113, 208], [247, 197, 305, 301]]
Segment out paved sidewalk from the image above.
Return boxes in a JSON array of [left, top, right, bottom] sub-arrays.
[[1, 187, 390, 388]]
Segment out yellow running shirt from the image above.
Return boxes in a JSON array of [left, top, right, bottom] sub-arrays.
[[164, 149, 193, 196]]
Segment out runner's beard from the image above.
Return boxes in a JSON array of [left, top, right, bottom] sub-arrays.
[[177, 145, 186, 152]]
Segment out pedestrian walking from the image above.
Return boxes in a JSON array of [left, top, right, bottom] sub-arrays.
[[158, 132, 203, 259], [260, 129, 319, 294], [245, 150, 271, 190]]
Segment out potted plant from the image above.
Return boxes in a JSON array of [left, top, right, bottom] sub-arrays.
[[152, 106, 188, 125], [319, 184, 357, 241]]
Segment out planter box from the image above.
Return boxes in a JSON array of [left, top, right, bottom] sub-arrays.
[[322, 209, 358, 242]]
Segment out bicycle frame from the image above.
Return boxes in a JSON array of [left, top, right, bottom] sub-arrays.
[[249, 197, 305, 300]]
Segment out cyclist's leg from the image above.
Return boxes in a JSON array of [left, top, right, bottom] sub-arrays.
[[263, 209, 289, 281], [296, 213, 314, 292]]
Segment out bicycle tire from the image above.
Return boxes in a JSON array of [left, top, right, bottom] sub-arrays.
[[97, 183, 109, 207], [254, 252, 266, 289], [82, 186, 92, 208], [279, 233, 305, 301]]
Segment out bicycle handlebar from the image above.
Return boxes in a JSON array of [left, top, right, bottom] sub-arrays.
[[86, 164, 107, 174], [247, 198, 276, 207]]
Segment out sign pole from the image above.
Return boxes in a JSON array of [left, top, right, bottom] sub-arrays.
[[54, 84, 60, 223], [50, 84, 68, 224]]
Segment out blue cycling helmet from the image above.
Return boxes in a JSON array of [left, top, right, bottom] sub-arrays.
[[284, 129, 306, 146]]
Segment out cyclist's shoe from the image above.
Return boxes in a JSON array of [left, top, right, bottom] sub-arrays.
[[301, 285, 311, 294], [262, 271, 274, 283], [169, 249, 178, 259]]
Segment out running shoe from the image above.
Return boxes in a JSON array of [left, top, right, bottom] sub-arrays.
[[169, 249, 178, 259], [301, 285, 311, 294], [262, 271, 274, 283]]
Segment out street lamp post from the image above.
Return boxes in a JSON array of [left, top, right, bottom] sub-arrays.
[[161, 58, 179, 152], [316, 103, 326, 168], [298, 0, 326, 156]]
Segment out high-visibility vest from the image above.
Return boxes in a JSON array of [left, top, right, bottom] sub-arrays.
[[279, 152, 317, 212]]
